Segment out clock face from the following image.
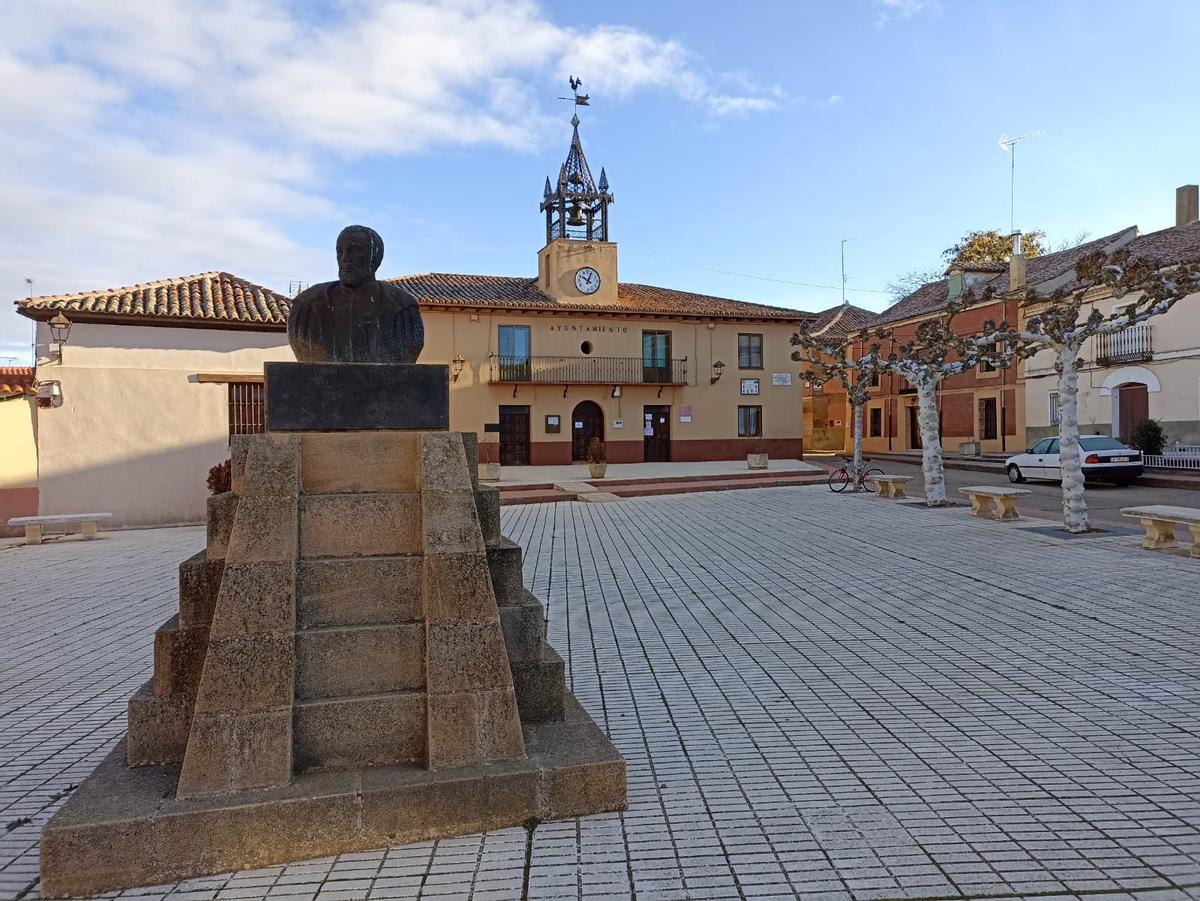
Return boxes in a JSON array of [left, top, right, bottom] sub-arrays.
[[575, 267, 601, 295]]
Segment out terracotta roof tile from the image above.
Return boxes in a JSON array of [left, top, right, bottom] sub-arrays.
[[393, 273, 814, 321], [874, 228, 1138, 326], [811, 303, 878, 338], [16, 270, 814, 328], [0, 366, 35, 399], [17, 272, 290, 327]]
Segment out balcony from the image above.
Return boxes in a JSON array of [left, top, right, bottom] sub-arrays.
[[1096, 325, 1152, 366], [487, 354, 688, 386]]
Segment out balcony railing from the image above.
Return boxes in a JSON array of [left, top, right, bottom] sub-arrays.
[[1096, 325, 1152, 365], [488, 354, 688, 385]]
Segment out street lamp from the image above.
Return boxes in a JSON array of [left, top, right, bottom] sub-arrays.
[[451, 354, 466, 382], [48, 313, 72, 360], [710, 360, 726, 385]]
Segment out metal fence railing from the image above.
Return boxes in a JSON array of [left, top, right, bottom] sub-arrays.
[[1095, 325, 1152, 365], [1144, 453, 1200, 470]]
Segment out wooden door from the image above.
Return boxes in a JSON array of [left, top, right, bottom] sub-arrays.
[[499, 405, 530, 466], [571, 401, 604, 461], [1117, 383, 1149, 441], [643, 405, 671, 462], [907, 404, 922, 449], [642, 331, 671, 384]]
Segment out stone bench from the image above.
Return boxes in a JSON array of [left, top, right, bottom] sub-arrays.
[[873, 475, 914, 500], [7, 513, 112, 545], [1120, 505, 1200, 557], [958, 486, 1032, 521]]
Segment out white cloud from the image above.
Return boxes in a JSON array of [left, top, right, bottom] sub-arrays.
[[0, 0, 783, 359]]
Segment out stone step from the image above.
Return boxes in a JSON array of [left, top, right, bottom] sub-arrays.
[[486, 539, 524, 607], [292, 691, 426, 773], [151, 614, 209, 698], [296, 557, 423, 628], [299, 432, 419, 494], [511, 645, 565, 724], [500, 591, 546, 663], [178, 550, 222, 629], [299, 493, 421, 559], [294, 623, 424, 701], [127, 679, 192, 766], [474, 485, 501, 544]]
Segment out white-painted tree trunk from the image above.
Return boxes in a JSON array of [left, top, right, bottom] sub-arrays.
[[1057, 344, 1089, 532], [915, 379, 947, 506], [851, 402, 865, 491]]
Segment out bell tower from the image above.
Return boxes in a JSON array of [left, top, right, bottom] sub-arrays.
[[537, 77, 617, 306]]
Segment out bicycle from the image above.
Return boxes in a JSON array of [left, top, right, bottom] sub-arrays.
[[828, 456, 884, 493]]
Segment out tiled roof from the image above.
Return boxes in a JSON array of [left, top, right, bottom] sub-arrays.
[[946, 261, 1007, 274], [0, 367, 35, 399], [811, 303, 878, 338], [16, 270, 814, 329], [874, 228, 1137, 326], [17, 272, 290, 327], [393, 273, 814, 321]]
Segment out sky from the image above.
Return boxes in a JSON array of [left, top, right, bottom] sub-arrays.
[[3, 0, 1200, 364]]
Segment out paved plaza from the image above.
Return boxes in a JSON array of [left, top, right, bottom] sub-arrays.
[[2, 486, 1200, 900]]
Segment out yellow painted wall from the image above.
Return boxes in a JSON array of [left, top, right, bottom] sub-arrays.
[[0, 396, 37, 490]]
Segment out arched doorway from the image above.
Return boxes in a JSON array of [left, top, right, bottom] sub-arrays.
[[571, 401, 604, 461], [1116, 382, 1149, 442]]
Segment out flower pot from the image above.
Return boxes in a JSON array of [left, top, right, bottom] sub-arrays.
[[747, 453, 769, 470], [587, 462, 608, 479]]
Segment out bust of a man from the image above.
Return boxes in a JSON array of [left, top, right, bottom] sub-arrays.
[[287, 225, 425, 364]]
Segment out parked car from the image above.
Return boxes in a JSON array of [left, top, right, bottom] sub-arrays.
[[1006, 436, 1143, 486]]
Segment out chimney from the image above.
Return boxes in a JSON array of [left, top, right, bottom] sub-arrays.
[[1008, 230, 1026, 291], [1177, 185, 1199, 227]]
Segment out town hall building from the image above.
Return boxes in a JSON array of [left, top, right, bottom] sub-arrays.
[[13, 111, 815, 527]]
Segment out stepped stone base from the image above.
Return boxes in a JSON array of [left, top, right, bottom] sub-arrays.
[[41, 697, 621, 899], [41, 395, 625, 897]]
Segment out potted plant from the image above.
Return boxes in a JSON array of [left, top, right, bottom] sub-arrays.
[[586, 437, 608, 479], [746, 439, 769, 470]]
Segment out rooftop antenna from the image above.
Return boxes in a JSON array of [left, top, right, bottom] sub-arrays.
[[998, 130, 1043, 247], [840, 238, 857, 306]]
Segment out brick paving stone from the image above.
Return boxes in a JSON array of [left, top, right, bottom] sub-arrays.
[[3, 488, 1200, 899]]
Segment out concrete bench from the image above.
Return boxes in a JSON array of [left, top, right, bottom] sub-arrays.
[[7, 513, 112, 545], [958, 486, 1032, 521], [1120, 505, 1200, 557], [873, 475, 914, 499]]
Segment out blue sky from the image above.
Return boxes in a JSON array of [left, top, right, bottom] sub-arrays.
[[3, 0, 1199, 363]]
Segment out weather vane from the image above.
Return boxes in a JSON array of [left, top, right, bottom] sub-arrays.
[[558, 76, 590, 109]]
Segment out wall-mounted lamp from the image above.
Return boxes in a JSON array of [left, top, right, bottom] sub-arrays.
[[710, 360, 726, 385], [611, 385, 621, 398], [48, 313, 72, 360], [35, 379, 63, 408], [451, 354, 466, 382]]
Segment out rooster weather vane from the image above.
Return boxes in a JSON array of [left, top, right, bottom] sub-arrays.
[[558, 75, 590, 107]]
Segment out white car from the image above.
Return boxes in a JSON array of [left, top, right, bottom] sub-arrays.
[[1006, 436, 1144, 486]]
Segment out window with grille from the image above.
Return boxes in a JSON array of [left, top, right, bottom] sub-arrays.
[[738, 405, 763, 437], [869, 407, 882, 437], [1048, 391, 1060, 425], [738, 333, 763, 369], [228, 382, 265, 441]]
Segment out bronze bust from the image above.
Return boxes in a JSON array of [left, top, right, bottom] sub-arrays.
[[287, 226, 424, 364]]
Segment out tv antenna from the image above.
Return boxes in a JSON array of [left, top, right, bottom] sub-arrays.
[[840, 237, 857, 306], [998, 130, 1042, 237]]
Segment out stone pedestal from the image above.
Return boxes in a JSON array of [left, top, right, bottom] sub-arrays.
[[40, 367, 625, 898]]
